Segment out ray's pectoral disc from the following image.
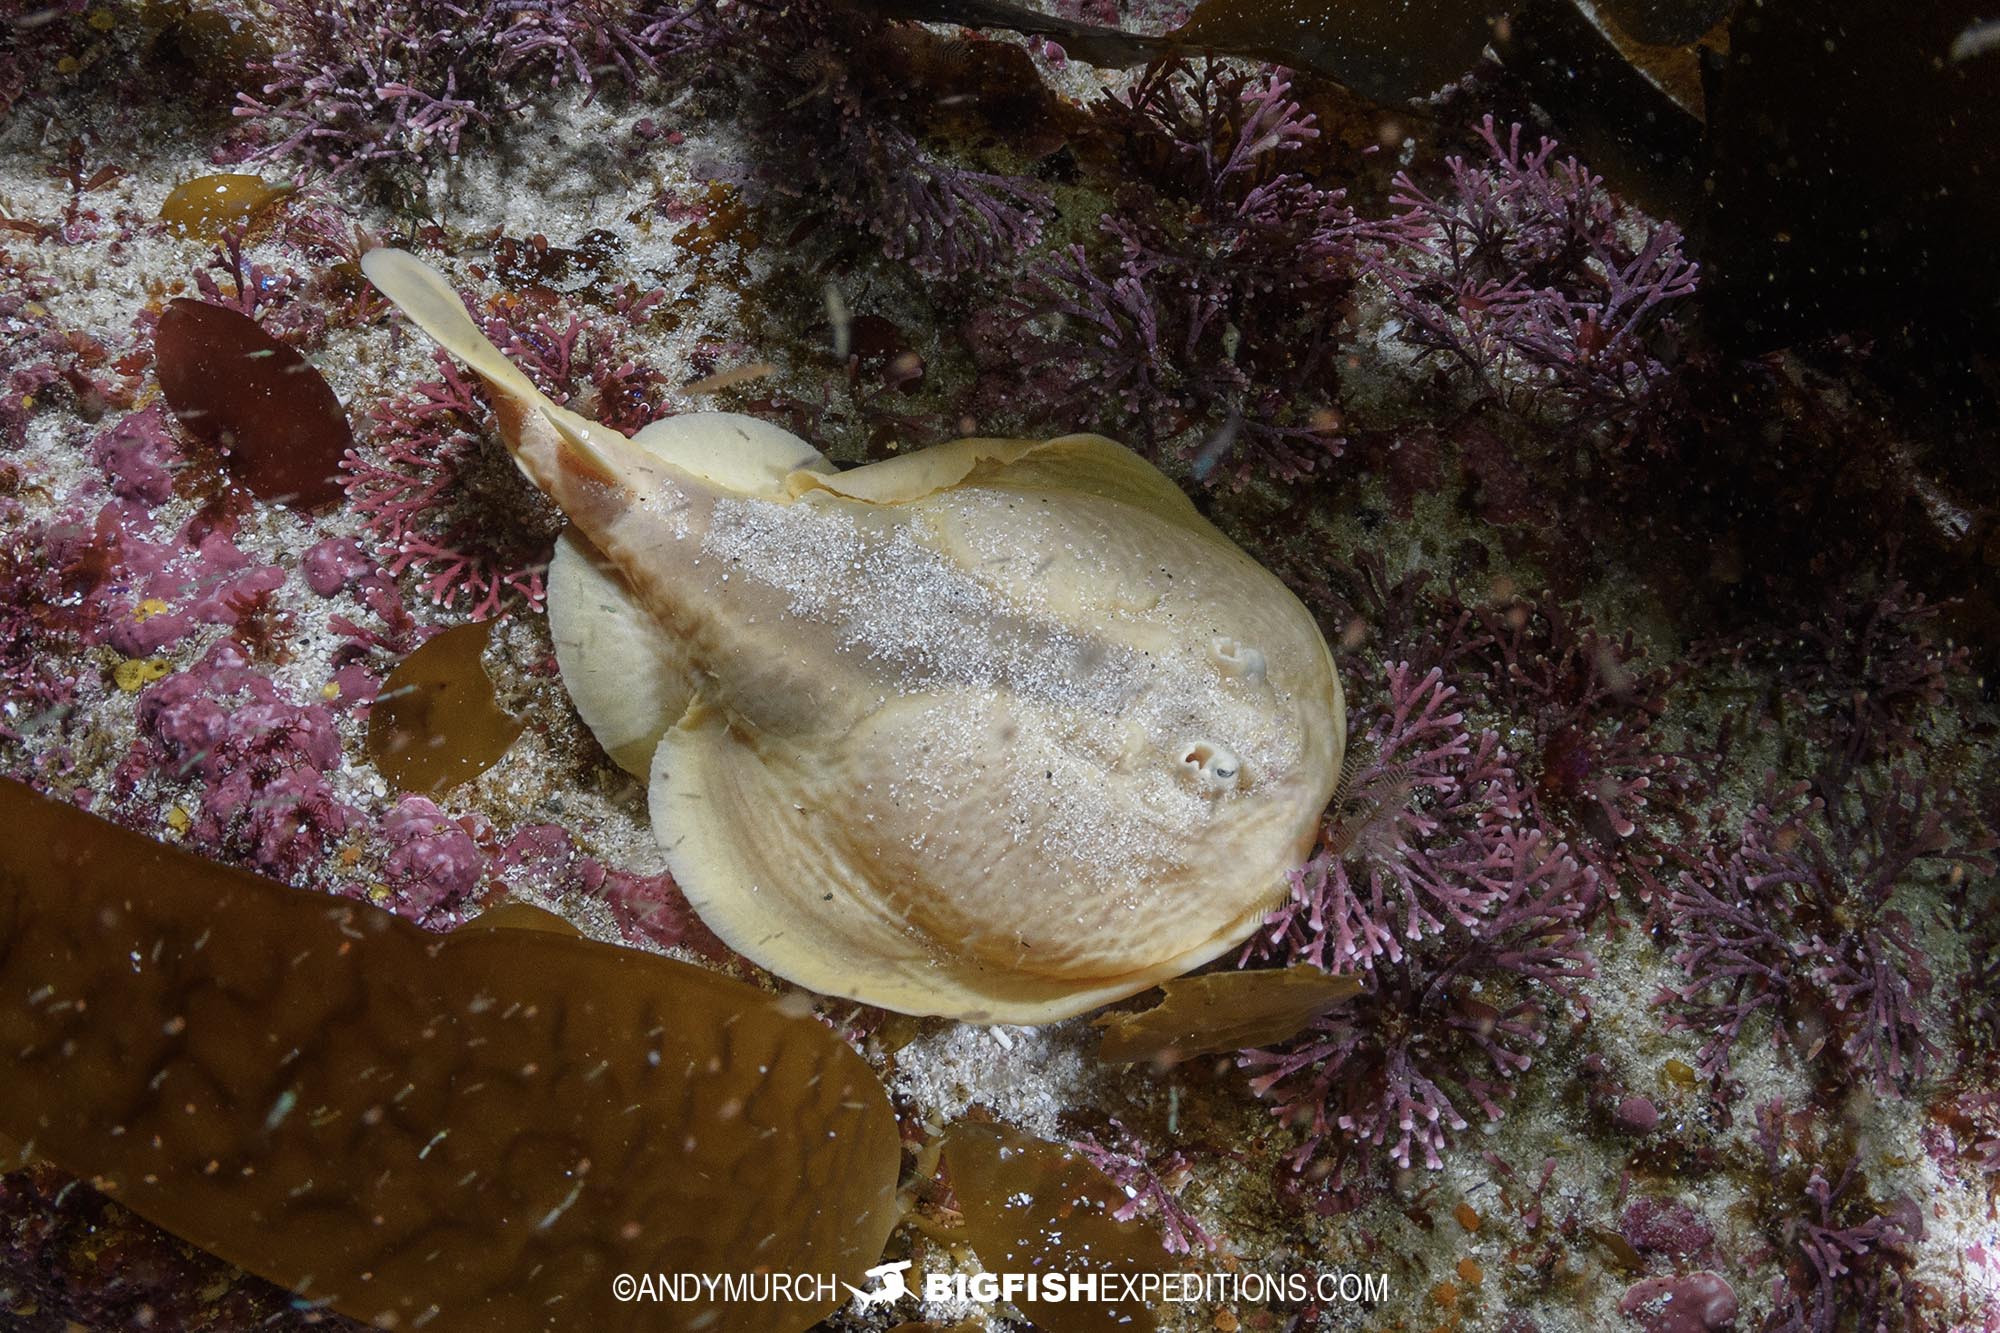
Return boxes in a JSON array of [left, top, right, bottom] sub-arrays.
[[362, 247, 1347, 1023]]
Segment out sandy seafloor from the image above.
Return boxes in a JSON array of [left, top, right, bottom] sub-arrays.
[[2, 0, 1998, 1330]]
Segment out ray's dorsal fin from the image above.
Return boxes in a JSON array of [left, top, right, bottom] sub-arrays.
[[542, 407, 628, 488]]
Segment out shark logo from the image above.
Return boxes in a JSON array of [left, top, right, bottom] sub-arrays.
[[844, 1259, 914, 1310]]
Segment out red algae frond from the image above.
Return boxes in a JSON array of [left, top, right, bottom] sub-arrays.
[[154, 298, 351, 509], [0, 780, 901, 1333]]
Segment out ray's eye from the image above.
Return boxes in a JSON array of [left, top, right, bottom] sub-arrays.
[[1181, 740, 1242, 788]]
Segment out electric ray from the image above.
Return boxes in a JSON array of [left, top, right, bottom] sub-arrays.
[[361, 249, 1345, 1023]]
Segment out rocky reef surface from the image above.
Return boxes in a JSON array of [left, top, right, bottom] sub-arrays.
[[1, 0, 1996, 1328]]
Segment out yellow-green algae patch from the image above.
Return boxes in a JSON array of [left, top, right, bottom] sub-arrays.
[[158, 172, 291, 241], [0, 780, 901, 1332]]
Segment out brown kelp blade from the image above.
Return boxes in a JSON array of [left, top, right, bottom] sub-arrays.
[[154, 298, 351, 509], [848, 0, 1494, 103], [945, 1120, 1167, 1333], [0, 779, 901, 1333]]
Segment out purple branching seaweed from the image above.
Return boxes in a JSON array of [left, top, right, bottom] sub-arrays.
[[1657, 772, 1992, 1099], [1753, 1102, 1923, 1333], [236, 0, 715, 174], [1763, 573, 1969, 767], [729, 0, 1048, 278], [191, 230, 330, 349], [1456, 594, 1686, 906], [1652, 791, 1809, 1094], [1242, 826, 1593, 1175], [1288, 561, 1692, 917], [1069, 1120, 1216, 1256], [1009, 60, 1359, 485], [1249, 663, 1517, 972], [1239, 662, 1597, 1178], [342, 351, 546, 618], [0, 0, 89, 120], [0, 509, 109, 747], [870, 143, 1049, 280], [1369, 116, 1697, 438]]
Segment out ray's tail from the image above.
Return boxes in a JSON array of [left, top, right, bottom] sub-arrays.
[[360, 248, 543, 405], [361, 247, 633, 498]]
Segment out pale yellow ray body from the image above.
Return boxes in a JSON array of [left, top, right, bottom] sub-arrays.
[[361, 248, 1346, 1023]]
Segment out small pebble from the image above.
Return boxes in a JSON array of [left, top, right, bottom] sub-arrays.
[[1617, 1094, 1661, 1133]]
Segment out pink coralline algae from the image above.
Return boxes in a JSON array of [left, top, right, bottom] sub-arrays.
[[352, 805, 716, 949], [124, 639, 354, 882], [1369, 116, 1699, 439], [88, 405, 183, 506], [302, 535, 378, 597], [1614, 1094, 1660, 1134], [489, 823, 719, 954], [189, 230, 332, 351], [1619, 1272, 1737, 1333], [1292, 562, 1690, 916], [380, 794, 486, 917], [0, 470, 289, 673], [1621, 1196, 1717, 1265], [82, 502, 287, 659]]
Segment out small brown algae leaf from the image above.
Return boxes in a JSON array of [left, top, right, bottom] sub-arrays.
[[1093, 965, 1361, 1065], [369, 621, 527, 793], [945, 1120, 1165, 1333], [155, 298, 350, 508], [360, 248, 1346, 1026], [158, 173, 291, 241], [1173, 0, 1496, 104], [0, 779, 902, 1333]]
